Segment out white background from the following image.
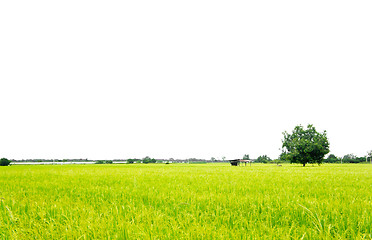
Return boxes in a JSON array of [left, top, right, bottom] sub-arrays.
[[1, 0, 371, 160]]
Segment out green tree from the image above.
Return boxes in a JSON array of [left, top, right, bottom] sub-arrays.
[[325, 154, 338, 163], [281, 124, 330, 167], [127, 159, 135, 164], [0, 158, 11, 166], [142, 156, 156, 164], [243, 154, 250, 160], [256, 155, 271, 163], [342, 154, 355, 163]]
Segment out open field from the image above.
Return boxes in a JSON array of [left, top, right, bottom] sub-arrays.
[[1, 164, 371, 239]]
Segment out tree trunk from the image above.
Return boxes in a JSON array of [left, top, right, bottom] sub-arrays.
[[303, 163, 306, 167]]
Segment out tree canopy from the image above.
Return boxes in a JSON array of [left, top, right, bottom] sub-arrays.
[[324, 154, 338, 163], [256, 155, 271, 163], [281, 124, 330, 166], [0, 158, 11, 166]]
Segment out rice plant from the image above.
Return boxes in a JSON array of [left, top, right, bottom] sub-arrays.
[[0, 164, 371, 239]]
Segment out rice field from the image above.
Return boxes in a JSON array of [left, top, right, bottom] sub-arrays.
[[1, 164, 371, 239]]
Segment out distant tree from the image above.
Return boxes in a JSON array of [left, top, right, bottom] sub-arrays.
[[222, 156, 226, 162], [342, 154, 357, 163], [341, 154, 366, 164], [355, 156, 366, 163], [256, 155, 271, 163], [142, 156, 156, 164], [243, 154, 250, 160], [325, 154, 338, 163], [368, 150, 372, 164], [210, 157, 216, 162], [281, 124, 330, 167], [0, 158, 11, 166], [142, 156, 149, 164], [127, 159, 135, 164]]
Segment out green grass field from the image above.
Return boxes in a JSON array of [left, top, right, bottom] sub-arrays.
[[1, 164, 371, 239]]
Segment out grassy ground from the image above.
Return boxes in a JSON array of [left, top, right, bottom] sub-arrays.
[[1, 163, 371, 239]]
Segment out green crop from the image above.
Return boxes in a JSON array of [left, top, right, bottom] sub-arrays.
[[1, 164, 371, 239]]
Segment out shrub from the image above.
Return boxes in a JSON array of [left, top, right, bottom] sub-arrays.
[[0, 158, 11, 166]]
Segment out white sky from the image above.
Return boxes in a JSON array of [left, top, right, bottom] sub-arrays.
[[1, 0, 371, 160]]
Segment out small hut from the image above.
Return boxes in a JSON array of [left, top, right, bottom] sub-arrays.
[[229, 159, 240, 166], [228, 159, 253, 166]]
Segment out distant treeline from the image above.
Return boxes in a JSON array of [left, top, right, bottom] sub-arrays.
[[10, 157, 225, 164], [249, 154, 371, 164], [324, 154, 370, 164], [8, 154, 371, 164], [12, 159, 91, 162]]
